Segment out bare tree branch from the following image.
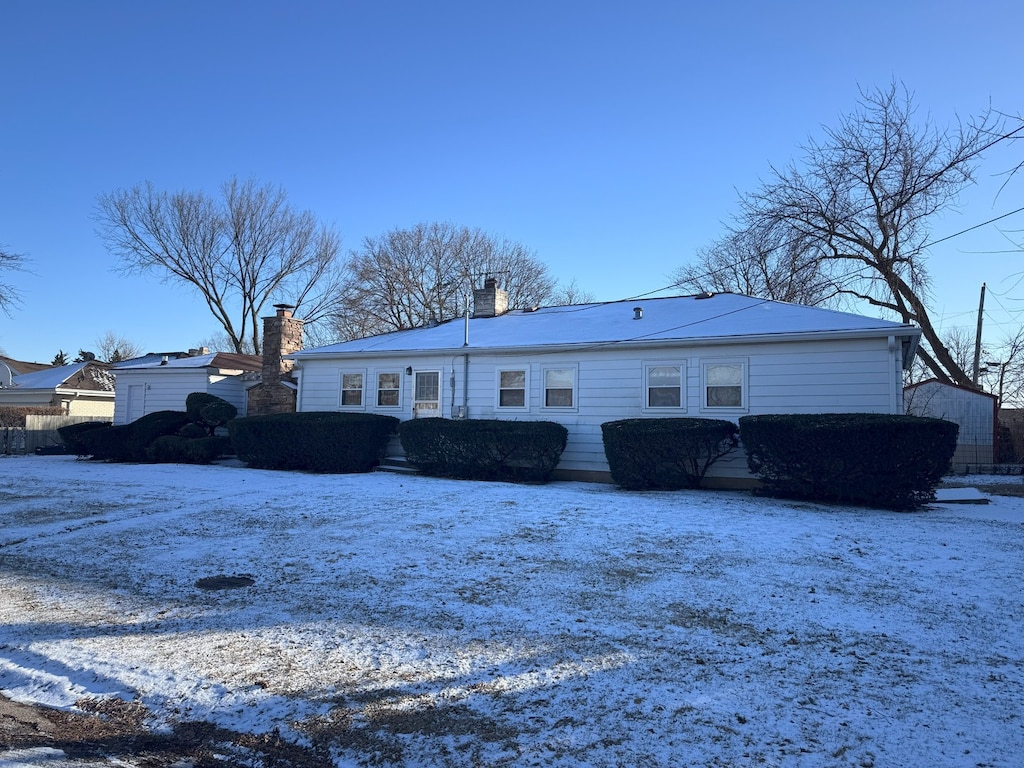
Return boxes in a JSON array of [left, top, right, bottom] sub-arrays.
[[95, 178, 343, 354]]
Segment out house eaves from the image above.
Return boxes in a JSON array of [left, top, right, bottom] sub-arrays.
[[290, 294, 920, 365]]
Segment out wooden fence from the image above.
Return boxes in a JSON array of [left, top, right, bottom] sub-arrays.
[[1, 415, 111, 455]]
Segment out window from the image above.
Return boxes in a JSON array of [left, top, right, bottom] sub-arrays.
[[498, 369, 527, 408], [543, 367, 576, 409], [376, 372, 401, 407], [703, 360, 746, 409], [645, 363, 683, 409], [340, 372, 364, 407]]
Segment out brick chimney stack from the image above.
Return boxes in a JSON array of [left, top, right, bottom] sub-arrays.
[[261, 304, 303, 385], [472, 277, 508, 318], [247, 304, 304, 416]]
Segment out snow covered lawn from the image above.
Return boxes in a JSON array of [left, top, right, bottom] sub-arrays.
[[1, 455, 1022, 767]]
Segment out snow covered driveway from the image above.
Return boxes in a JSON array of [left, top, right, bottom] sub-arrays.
[[1, 455, 1022, 767]]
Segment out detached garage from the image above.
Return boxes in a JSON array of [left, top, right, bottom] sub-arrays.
[[904, 379, 997, 471], [112, 352, 261, 425]]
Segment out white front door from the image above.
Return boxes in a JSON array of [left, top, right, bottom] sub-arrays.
[[412, 370, 441, 418]]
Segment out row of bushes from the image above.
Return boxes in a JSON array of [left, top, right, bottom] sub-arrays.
[[59, 393, 238, 465], [601, 413, 956, 509], [58, 398, 957, 508], [739, 413, 957, 510]]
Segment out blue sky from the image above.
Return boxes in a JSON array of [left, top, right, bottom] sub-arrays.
[[0, 0, 1021, 362]]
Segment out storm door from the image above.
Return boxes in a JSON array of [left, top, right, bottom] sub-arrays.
[[412, 370, 441, 418]]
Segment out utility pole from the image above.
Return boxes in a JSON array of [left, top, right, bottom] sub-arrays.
[[972, 283, 986, 386]]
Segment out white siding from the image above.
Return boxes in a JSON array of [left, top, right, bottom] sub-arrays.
[[293, 334, 903, 482], [113, 369, 250, 424], [906, 381, 995, 468]]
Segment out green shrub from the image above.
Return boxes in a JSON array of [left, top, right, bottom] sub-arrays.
[[147, 434, 231, 464], [228, 411, 399, 473], [739, 413, 958, 510], [78, 423, 132, 461], [185, 392, 237, 434], [123, 411, 193, 461], [78, 411, 191, 462], [398, 418, 568, 483], [57, 421, 112, 456], [177, 422, 208, 439], [601, 418, 739, 490]]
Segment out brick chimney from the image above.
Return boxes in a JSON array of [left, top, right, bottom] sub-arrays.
[[472, 277, 508, 318], [247, 304, 304, 416]]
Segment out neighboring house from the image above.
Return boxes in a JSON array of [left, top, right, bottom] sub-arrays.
[[905, 379, 997, 471], [289, 281, 922, 486], [0, 355, 52, 381], [111, 351, 262, 425], [0, 360, 116, 418]]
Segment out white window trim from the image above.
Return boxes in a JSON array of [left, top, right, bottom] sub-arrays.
[[700, 358, 749, 412], [540, 364, 578, 412], [338, 369, 366, 411], [642, 360, 686, 412], [495, 366, 530, 411], [374, 369, 404, 410]]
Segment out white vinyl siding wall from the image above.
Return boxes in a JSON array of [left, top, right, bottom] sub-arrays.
[[112, 370, 250, 425], [292, 335, 902, 482]]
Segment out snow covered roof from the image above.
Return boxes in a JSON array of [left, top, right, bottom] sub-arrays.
[[292, 293, 921, 359], [113, 352, 261, 372], [10, 362, 92, 390]]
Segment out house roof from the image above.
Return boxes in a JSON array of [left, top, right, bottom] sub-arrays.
[[113, 352, 262, 372], [0, 355, 52, 377], [291, 293, 921, 360], [8, 361, 115, 392], [904, 378, 998, 400]]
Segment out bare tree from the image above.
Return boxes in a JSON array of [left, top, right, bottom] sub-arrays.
[[549, 278, 596, 306], [980, 326, 1024, 408], [330, 222, 555, 341], [705, 83, 1021, 387], [95, 178, 343, 354], [672, 226, 837, 305], [95, 331, 143, 362], [0, 245, 29, 317]]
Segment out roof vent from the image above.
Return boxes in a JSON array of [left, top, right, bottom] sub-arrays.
[[695, 292, 714, 300], [633, 306, 643, 320]]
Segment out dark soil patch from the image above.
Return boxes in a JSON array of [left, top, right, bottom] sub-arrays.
[[0, 694, 331, 767]]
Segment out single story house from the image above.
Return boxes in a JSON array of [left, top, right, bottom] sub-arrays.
[[0, 360, 116, 418], [112, 351, 262, 425], [904, 379, 997, 471], [288, 282, 922, 485]]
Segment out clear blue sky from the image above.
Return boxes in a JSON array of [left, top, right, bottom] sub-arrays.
[[1, 0, 1021, 363]]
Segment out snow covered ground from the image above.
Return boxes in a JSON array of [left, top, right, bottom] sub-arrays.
[[1, 455, 1022, 767]]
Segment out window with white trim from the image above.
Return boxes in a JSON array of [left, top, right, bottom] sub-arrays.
[[702, 360, 747, 409], [543, 366, 576, 409], [340, 372, 364, 407], [497, 369, 527, 409], [376, 371, 401, 407], [644, 362, 684, 409]]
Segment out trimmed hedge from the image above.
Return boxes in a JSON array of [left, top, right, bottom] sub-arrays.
[[601, 417, 739, 490], [147, 435, 232, 464], [739, 413, 958, 510], [186, 392, 237, 434], [227, 411, 399, 473], [398, 418, 568, 483], [78, 410, 192, 462], [68, 393, 238, 464], [57, 421, 112, 456]]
